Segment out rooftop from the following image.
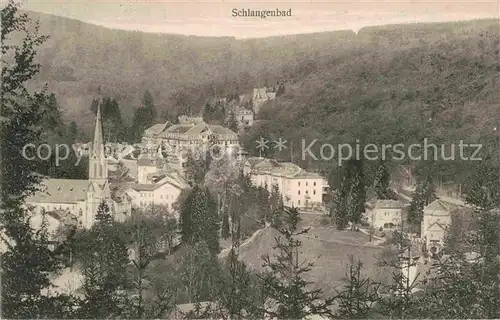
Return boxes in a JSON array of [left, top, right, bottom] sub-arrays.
[[424, 199, 459, 215], [374, 199, 404, 210], [247, 158, 324, 179], [25, 179, 89, 204]]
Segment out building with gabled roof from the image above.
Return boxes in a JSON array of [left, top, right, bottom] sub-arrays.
[[369, 199, 405, 230], [125, 166, 189, 217], [142, 116, 240, 176], [142, 116, 239, 152], [243, 157, 328, 209], [25, 101, 131, 229], [421, 199, 458, 253]]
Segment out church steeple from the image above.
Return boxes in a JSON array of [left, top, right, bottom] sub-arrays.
[[89, 99, 108, 184]]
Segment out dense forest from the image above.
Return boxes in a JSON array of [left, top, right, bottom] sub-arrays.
[[27, 11, 499, 142]]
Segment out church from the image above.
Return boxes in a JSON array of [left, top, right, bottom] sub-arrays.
[[25, 102, 131, 229]]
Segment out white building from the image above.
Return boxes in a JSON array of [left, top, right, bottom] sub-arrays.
[[125, 168, 188, 217], [421, 199, 456, 253], [370, 199, 405, 230], [243, 157, 327, 209], [142, 116, 240, 173], [142, 116, 239, 152], [25, 102, 131, 229]]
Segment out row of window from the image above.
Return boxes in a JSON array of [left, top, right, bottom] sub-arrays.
[[139, 193, 175, 200], [161, 139, 239, 145], [298, 181, 317, 187], [297, 190, 316, 195], [258, 182, 318, 197], [38, 204, 78, 212], [263, 179, 319, 189]]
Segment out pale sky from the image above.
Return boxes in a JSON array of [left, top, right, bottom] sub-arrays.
[[13, 0, 500, 38]]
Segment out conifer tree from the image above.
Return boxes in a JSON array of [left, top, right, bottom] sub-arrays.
[[213, 209, 261, 319], [78, 201, 129, 318], [1, 2, 74, 317], [408, 172, 437, 225], [180, 241, 221, 304], [331, 160, 366, 230], [346, 159, 366, 228], [179, 185, 220, 254], [334, 256, 380, 319], [259, 207, 335, 319], [373, 160, 393, 199], [331, 169, 350, 230], [269, 184, 284, 228], [377, 230, 421, 319]]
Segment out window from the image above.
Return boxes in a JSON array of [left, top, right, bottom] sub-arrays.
[[313, 190, 316, 195], [313, 182, 316, 186], [306, 182, 308, 187], [298, 190, 301, 195], [298, 200, 301, 205], [306, 190, 309, 194], [298, 182, 301, 186]]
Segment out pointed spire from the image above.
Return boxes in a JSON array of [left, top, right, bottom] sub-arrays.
[[91, 100, 104, 158]]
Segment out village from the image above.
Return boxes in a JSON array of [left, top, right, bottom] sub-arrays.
[[4, 2, 500, 317], [5, 82, 475, 313]]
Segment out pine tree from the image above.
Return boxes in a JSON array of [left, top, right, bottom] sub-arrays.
[[346, 159, 366, 229], [373, 160, 392, 199], [69, 120, 78, 142], [78, 201, 129, 318], [408, 172, 437, 225], [213, 204, 261, 319], [180, 241, 221, 304], [142, 90, 157, 122], [334, 256, 380, 319], [331, 168, 349, 230], [269, 184, 284, 228], [331, 160, 366, 230], [377, 230, 420, 319], [122, 219, 176, 319], [179, 185, 220, 254], [259, 207, 335, 318], [1, 2, 74, 317]]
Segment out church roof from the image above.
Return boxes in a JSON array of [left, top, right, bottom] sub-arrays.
[[90, 102, 104, 159], [25, 179, 89, 204]]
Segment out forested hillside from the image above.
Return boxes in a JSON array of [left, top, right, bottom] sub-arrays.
[[242, 20, 500, 185], [27, 10, 499, 184], [27, 10, 354, 129], [30, 11, 497, 135]]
